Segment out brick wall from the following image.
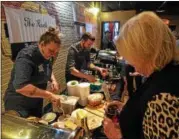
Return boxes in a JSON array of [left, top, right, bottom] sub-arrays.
[[52, 2, 78, 93], [1, 1, 89, 112]]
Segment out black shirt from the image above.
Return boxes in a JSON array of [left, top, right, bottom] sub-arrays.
[[65, 42, 91, 82], [125, 64, 142, 97], [4, 46, 53, 117], [119, 61, 179, 139]]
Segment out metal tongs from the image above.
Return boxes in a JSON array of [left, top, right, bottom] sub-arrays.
[[81, 117, 92, 139]]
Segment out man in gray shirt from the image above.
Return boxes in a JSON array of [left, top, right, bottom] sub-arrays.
[[66, 33, 108, 82]]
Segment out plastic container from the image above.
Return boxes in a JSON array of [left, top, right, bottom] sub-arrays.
[[61, 96, 79, 115], [90, 79, 103, 92], [88, 93, 104, 107], [54, 95, 79, 115]]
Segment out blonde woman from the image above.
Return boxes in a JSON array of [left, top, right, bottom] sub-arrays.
[[103, 12, 179, 139]]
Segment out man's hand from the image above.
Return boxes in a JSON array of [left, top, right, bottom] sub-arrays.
[[129, 72, 141, 77], [86, 75, 96, 82], [49, 94, 61, 108], [50, 80, 60, 93], [99, 68, 108, 78]]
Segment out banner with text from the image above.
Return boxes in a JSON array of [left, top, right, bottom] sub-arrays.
[[4, 6, 56, 43]]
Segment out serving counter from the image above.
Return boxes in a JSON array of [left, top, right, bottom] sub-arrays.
[[2, 105, 106, 139], [2, 68, 124, 139], [2, 113, 82, 139]]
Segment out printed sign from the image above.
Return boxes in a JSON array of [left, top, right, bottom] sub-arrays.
[[4, 6, 56, 43]]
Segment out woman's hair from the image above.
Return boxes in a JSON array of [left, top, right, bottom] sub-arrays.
[[39, 27, 61, 46], [115, 11, 179, 70]]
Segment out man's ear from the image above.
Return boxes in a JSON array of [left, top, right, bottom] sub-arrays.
[[81, 40, 85, 46], [81, 40, 84, 43], [40, 41, 45, 47]]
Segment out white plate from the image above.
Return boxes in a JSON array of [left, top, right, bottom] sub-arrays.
[[71, 109, 102, 130]]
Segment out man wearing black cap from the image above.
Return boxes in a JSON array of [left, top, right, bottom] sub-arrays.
[[66, 32, 108, 82]]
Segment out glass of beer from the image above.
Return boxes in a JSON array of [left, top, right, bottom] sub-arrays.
[[105, 104, 121, 123]]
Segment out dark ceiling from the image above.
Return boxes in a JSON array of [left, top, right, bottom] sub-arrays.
[[100, 1, 179, 16]]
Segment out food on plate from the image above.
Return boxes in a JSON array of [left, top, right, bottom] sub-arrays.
[[65, 120, 78, 130], [41, 112, 57, 123], [93, 82, 101, 86], [71, 109, 87, 126], [76, 109, 87, 120], [71, 109, 87, 120], [87, 117, 102, 130], [71, 109, 102, 130], [27, 116, 40, 123], [88, 93, 104, 106]]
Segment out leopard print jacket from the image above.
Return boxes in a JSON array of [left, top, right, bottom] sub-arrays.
[[143, 93, 179, 139]]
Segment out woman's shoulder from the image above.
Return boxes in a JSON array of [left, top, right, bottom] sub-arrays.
[[143, 92, 178, 138], [17, 46, 37, 57], [15, 46, 38, 65]]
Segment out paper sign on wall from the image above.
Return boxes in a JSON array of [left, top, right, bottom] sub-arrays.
[[86, 23, 92, 34], [4, 6, 56, 43]]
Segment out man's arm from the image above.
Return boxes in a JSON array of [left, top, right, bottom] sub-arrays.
[[16, 84, 53, 99], [70, 68, 96, 82], [13, 58, 54, 100], [66, 47, 86, 78], [89, 63, 101, 71], [50, 71, 60, 92], [89, 63, 108, 77], [70, 68, 88, 79], [16, 84, 62, 108], [66, 47, 96, 82], [51, 72, 57, 82]]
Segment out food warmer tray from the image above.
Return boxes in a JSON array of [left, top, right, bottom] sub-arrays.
[[2, 113, 81, 139]]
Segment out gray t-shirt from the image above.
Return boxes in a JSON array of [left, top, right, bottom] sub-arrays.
[[65, 42, 91, 82]]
